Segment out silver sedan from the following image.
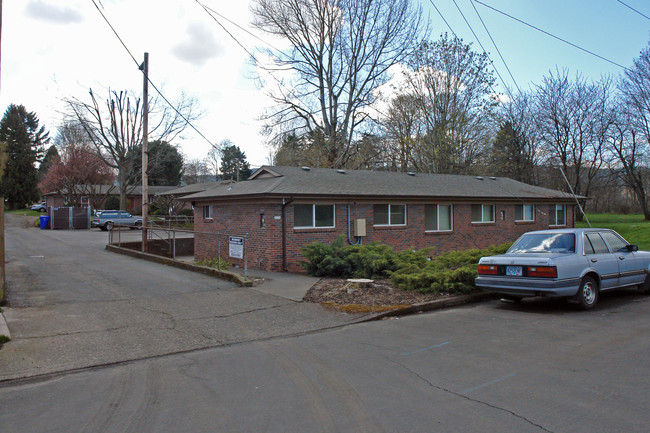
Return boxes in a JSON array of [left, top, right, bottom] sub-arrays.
[[475, 228, 650, 309]]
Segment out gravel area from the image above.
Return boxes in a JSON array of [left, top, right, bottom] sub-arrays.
[[303, 278, 452, 313]]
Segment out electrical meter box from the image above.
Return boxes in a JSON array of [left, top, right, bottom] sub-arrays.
[[353, 218, 367, 237]]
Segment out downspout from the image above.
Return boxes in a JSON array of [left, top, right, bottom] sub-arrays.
[[281, 197, 293, 272], [347, 204, 361, 245]]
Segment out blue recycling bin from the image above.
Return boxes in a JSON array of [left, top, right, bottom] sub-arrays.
[[39, 215, 50, 230]]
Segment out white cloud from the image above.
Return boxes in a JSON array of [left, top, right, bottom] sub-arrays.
[[25, 0, 83, 24], [171, 22, 224, 67]]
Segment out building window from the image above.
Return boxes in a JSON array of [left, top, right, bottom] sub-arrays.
[[374, 204, 406, 226], [549, 204, 566, 226], [294, 204, 335, 228], [425, 204, 453, 231], [203, 205, 213, 219], [515, 204, 535, 222], [471, 204, 494, 223]]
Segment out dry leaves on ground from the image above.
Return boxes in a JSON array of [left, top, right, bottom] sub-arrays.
[[302, 278, 452, 313]]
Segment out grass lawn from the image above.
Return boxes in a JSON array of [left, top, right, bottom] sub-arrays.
[[6, 209, 44, 217], [577, 213, 650, 250]]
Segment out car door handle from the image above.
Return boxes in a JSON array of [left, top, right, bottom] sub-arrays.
[[619, 256, 625, 260], [591, 259, 597, 263]]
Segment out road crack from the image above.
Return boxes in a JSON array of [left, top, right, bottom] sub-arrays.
[[387, 357, 553, 433]]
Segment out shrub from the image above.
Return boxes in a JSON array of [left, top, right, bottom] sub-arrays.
[[178, 208, 194, 217], [104, 195, 120, 210], [196, 257, 232, 270], [300, 236, 511, 294]]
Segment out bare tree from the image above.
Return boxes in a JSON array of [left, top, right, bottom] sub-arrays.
[[66, 89, 200, 210], [251, 0, 427, 168], [614, 44, 650, 219], [534, 70, 613, 215]]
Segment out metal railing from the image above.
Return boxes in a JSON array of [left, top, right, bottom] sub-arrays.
[[108, 226, 249, 279]]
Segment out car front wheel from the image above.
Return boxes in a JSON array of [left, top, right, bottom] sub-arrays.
[[105, 222, 114, 231], [574, 276, 598, 310]]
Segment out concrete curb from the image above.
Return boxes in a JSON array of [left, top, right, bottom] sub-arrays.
[[106, 244, 254, 287], [359, 292, 498, 322], [0, 310, 10, 340]]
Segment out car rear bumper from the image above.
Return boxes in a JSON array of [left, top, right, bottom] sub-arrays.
[[475, 276, 581, 297]]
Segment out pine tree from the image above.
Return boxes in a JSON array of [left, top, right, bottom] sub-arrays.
[[219, 144, 251, 181], [38, 145, 61, 181], [0, 104, 50, 209]]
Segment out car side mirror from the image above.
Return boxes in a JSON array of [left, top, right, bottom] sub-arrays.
[[626, 244, 639, 252]]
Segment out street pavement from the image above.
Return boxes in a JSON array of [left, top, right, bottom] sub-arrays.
[[0, 215, 366, 381]]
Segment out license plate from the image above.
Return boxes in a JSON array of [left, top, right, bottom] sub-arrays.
[[506, 266, 522, 276]]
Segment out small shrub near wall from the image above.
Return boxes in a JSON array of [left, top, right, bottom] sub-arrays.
[[301, 236, 511, 294]]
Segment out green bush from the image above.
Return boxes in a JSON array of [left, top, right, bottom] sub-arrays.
[[104, 195, 119, 210], [196, 257, 232, 270], [389, 244, 511, 294], [300, 236, 511, 294], [178, 208, 194, 217]]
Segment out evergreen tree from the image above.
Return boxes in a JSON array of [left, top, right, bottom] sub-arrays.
[[489, 121, 534, 183], [128, 140, 184, 186], [38, 145, 61, 180], [0, 104, 49, 208], [220, 144, 251, 181]]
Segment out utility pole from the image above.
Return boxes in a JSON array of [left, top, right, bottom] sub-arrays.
[[140, 52, 149, 252]]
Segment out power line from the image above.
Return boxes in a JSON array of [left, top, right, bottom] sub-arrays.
[[616, 0, 650, 21], [451, 0, 514, 100], [473, 0, 628, 70], [469, 0, 522, 95], [90, 0, 216, 148]]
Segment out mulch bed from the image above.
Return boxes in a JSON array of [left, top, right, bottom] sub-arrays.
[[303, 278, 453, 313]]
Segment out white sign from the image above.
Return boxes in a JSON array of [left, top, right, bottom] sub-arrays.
[[229, 236, 244, 259]]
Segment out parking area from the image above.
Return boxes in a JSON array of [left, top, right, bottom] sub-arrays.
[[0, 215, 359, 380]]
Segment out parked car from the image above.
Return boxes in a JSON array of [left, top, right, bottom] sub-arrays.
[[92, 210, 142, 231], [30, 201, 46, 212], [475, 228, 650, 309]]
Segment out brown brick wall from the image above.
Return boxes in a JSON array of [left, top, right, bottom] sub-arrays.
[[194, 199, 575, 273]]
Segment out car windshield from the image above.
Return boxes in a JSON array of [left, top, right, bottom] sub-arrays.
[[508, 233, 576, 254]]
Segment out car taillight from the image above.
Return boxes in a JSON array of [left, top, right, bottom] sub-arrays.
[[478, 265, 498, 275], [527, 266, 557, 278]]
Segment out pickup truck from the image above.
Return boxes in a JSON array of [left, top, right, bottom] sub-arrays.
[[92, 210, 142, 231]]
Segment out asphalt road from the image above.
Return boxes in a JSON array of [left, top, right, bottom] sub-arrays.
[[1, 215, 649, 432], [0, 215, 359, 380], [1, 292, 649, 432]]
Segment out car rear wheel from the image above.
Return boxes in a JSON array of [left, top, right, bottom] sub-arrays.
[[574, 276, 598, 310]]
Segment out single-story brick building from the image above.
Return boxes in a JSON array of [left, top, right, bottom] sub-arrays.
[[181, 166, 579, 273], [44, 185, 177, 214]]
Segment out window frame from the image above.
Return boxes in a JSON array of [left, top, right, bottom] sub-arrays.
[[424, 204, 453, 232], [293, 204, 336, 229], [515, 204, 535, 222], [202, 205, 213, 220], [373, 204, 407, 227], [549, 204, 566, 226], [471, 204, 495, 223]]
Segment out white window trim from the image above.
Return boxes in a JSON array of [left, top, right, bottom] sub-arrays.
[[425, 204, 453, 232], [550, 204, 566, 226], [374, 204, 407, 227], [203, 205, 213, 220], [472, 204, 495, 223], [294, 204, 336, 229], [515, 204, 535, 222]]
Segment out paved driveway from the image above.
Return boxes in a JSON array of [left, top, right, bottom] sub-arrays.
[[0, 215, 361, 381]]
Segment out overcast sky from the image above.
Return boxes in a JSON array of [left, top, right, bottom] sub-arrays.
[[1, 0, 649, 169]]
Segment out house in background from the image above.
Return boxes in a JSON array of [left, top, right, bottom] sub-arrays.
[[182, 166, 580, 273], [44, 185, 177, 214]]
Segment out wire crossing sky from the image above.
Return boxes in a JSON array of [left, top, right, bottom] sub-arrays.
[[0, 0, 648, 166]]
